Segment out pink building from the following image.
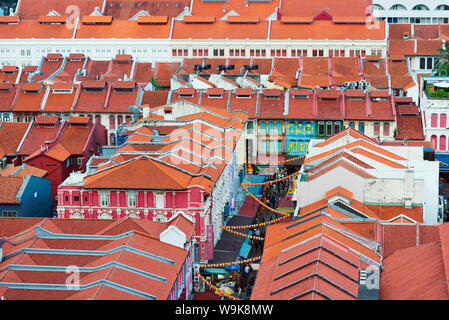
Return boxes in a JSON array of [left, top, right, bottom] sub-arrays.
[[57, 100, 248, 263]]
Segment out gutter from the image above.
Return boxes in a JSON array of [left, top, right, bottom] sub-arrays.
[[39, 85, 51, 110], [169, 17, 175, 40], [16, 119, 33, 153], [129, 58, 137, 80], [101, 0, 107, 15], [71, 84, 82, 110], [15, 66, 22, 85], [72, 17, 80, 39], [267, 19, 272, 40], [103, 84, 112, 109]]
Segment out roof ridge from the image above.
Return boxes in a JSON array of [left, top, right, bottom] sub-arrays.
[[92, 233, 134, 300]]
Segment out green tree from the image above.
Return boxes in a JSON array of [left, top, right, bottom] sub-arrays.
[[433, 42, 449, 76], [150, 77, 161, 90]]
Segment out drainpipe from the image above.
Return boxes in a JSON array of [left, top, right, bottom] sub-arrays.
[[16, 120, 33, 153], [71, 84, 81, 110], [103, 84, 112, 109], [312, 90, 318, 116]]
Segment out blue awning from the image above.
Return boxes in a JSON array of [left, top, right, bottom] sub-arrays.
[[243, 175, 266, 197], [238, 231, 253, 259], [436, 154, 449, 170], [202, 268, 229, 275]]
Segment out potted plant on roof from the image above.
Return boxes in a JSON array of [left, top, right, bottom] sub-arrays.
[[433, 42, 449, 76]]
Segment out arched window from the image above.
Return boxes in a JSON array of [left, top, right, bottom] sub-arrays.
[[383, 123, 390, 136], [441, 113, 447, 128], [125, 115, 132, 124], [372, 4, 385, 10], [358, 122, 365, 134], [153, 213, 167, 222], [349, 122, 355, 129], [260, 121, 267, 135], [276, 121, 283, 135], [431, 113, 438, 128], [412, 4, 430, 10], [390, 4, 407, 10], [431, 135, 438, 149], [334, 122, 341, 134], [95, 115, 101, 124], [440, 135, 447, 151], [109, 133, 116, 146], [117, 115, 124, 126], [268, 121, 275, 135], [326, 122, 333, 136], [436, 5, 449, 10], [318, 122, 325, 135], [374, 123, 380, 136], [109, 115, 116, 129]]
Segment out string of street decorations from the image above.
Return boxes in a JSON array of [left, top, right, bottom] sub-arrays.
[[194, 155, 306, 299]]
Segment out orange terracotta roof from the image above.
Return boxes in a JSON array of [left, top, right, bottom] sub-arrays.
[[137, 15, 169, 25], [281, 0, 371, 18], [270, 20, 385, 40], [414, 24, 441, 40], [368, 205, 423, 223], [0, 16, 20, 23], [75, 19, 171, 39], [281, 16, 313, 24], [0, 122, 29, 155], [307, 159, 376, 181], [416, 40, 443, 56], [227, 16, 260, 24], [16, 0, 103, 20], [388, 40, 415, 56], [83, 157, 194, 190], [252, 234, 360, 300], [0, 177, 23, 204], [332, 16, 369, 24], [172, 19, 269, 39], [184, 15, 216, 23], [0, 217, 192, 300], [325, 186, 354, 201], [191, 0, 278, 19], [380, 241, 449, 300], [38, 15, 68, 24], [388, 24, 412, 40], [0, 20, 74, 39], [0, 164, 48, 178], [81, 15, 113, 24]]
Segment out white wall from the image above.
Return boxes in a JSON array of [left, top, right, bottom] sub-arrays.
[[0, 38, 387, 67]]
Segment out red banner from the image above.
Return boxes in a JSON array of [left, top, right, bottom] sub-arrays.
[[206, 224, 214, 260]]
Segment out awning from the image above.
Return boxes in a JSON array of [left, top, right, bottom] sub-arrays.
[[202, 268, 229, 275], [238, 231, 253, 259], [243, 175, 266, 197], [435, 154, 449, 171]]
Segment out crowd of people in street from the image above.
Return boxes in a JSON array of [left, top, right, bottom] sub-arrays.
[[234, 168, 292, 299], [198, 168, 294, 300]]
